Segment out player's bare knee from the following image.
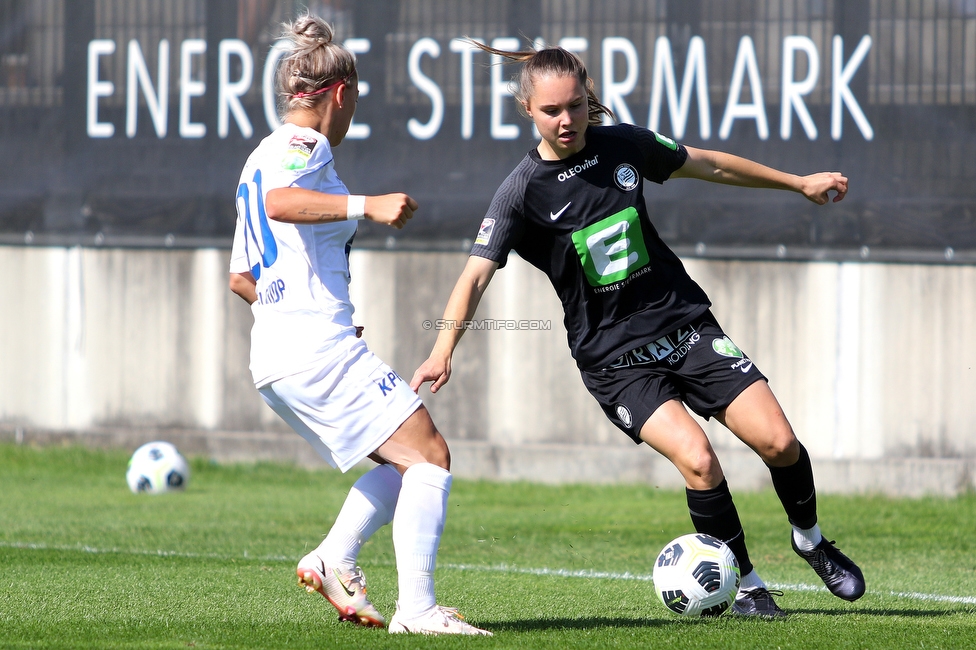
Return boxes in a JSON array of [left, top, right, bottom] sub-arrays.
[[761, 431, 799, 466], [678, 447, 722, 485]]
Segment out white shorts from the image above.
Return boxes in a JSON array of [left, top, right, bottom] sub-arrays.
[[258, 336, 423, 472]]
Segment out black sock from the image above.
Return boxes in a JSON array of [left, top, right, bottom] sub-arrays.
[[686, 478, 753, 576], [767, 442, 818, 529]]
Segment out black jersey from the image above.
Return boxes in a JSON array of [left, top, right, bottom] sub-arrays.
[[469, 123, 711, 370]]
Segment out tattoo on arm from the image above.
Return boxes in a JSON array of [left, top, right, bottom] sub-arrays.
[[297, 207, 344, 222]]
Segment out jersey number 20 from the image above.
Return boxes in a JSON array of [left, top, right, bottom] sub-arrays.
[[236, 169, 278, 280]]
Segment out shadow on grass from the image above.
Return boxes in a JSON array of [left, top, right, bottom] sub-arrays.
[[487, 607, 974, 632], [786, 607, 976, 617], [486, 616, 691, 632]]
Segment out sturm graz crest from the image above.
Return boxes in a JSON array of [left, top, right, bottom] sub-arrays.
[[613, 163, 639, 191]]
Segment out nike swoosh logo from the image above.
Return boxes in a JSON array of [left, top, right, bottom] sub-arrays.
[[739, 361, 753, 373], [332, 567, 356, 597], [796, 492, 815, 505], [549, 202, 572, 221]]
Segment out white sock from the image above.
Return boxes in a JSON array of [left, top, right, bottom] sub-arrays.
[[737, 569, 767, 596], [792, 523, 823, 552], [392, 463, 451, 619], [312, 464, 402, 570]]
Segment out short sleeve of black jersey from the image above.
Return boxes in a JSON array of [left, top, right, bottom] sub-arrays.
[[467, 156, 533, 268], [620, 123, 688, 184]]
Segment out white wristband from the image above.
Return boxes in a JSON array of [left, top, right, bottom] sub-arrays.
[[346, 195, 366, 221]]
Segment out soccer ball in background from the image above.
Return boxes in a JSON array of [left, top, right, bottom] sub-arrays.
[[126, 441, 190, 494], [653, 533, 740, 617]]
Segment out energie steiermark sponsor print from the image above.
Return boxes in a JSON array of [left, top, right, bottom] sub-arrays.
[[571, 207, 650, 287]]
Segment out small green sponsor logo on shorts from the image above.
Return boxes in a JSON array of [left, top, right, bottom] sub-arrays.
[[712, 336, 743, 359]]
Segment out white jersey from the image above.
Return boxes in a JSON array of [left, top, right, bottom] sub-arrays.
[[230, 123, 358, 387]]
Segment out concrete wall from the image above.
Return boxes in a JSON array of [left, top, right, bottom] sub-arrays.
[[2, 245, 974, 496]]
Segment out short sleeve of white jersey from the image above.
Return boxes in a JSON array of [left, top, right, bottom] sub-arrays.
[[258, 125, 338, 193], [230, 124, 348, 276]]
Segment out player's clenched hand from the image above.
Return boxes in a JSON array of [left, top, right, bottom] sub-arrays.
[[410, 355, 452, 394], [800, 171, 848, 205], [365, 193, 419, 229]]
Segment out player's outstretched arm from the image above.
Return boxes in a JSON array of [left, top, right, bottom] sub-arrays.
[[410, 255, 499, 394], [265, 187, 419, 228], [671, 145, 848, 205]]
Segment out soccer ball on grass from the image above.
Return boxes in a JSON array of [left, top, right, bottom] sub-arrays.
[[126, 441, 190, 494], [653, 533, 740, 617]]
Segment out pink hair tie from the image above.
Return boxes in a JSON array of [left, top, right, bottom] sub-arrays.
[[292, 76, 350, 99]]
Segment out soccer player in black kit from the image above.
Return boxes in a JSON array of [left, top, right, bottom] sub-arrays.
[[411, 43, 865, 618]]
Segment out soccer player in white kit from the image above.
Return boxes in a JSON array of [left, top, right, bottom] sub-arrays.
[[228, 15, 490, 636]]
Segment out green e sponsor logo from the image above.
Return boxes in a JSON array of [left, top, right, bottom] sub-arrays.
[[571, 207, 650, 286]]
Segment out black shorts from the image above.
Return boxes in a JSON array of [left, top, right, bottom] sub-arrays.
[[580, 311, 767, 444]]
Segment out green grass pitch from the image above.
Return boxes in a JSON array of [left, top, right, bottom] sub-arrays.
[[1, 442, 975, 649]]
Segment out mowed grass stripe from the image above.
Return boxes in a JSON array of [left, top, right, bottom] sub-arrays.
[[3, 539, 975, 606]]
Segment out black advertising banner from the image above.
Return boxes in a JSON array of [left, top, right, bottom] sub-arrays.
[[1, 0, 974, 262]]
